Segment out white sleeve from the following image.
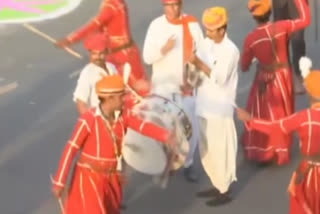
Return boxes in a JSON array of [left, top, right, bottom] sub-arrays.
[[143, 21, 165, 65], [190, 22, 204, 51], [195, 40, 209, 69], [211, 47, 240, 86], [73, 69, 91, 104]]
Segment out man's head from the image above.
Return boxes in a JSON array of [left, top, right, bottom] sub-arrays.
[[304, 72, 320, 102], [162, 0, 182, 21], [202, 7, 228, 43], [96, 75, 126, 111], [84, 33, 109, 66], [299, 57, 320, 102], [248, 0, 272, 24]]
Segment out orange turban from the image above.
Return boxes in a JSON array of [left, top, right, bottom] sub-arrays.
[[304, 71, 320, 98], [162, 0, 181, 4], [248, 0, 272, 17], [202, 7, 228, 31], [96, 75, 125, 97], [84, 33, 109, 51]]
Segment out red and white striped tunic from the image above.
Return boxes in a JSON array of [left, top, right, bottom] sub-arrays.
[[66, 0, 147, 86], [240, 0, 311, 164], [247, 107, 320, 214], [52, 107, 169, 214]]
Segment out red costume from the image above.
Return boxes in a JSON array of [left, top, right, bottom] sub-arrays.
[[52, 76, 170, 214], [246, 107, 320, 214], [66, 0, 147, 88], [241, 0, 311, 164]]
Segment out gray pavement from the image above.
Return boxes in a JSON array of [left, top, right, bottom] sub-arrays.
[[0, 0, 319, 213]]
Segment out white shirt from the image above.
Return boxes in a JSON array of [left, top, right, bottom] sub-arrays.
[[73, 62, 118, 108], [143, 14, 203, 97], [196, 35, 240, 118]]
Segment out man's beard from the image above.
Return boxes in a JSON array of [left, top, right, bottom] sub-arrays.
[[93, 59, 105, 67]]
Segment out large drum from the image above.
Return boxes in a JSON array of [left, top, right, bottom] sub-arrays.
[[123, 95, 191, 175]]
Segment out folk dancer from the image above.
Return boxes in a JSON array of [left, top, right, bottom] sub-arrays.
[[237, 57, 320, 214], [142, 0, 203, 182], [190, 7, 239, 206], [51, 75, 173, 214], [241, 0, 311, 165], [56, 0, 149, 96]]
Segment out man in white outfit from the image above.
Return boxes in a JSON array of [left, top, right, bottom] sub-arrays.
[[73, 33, 118, 114], [143, 0, 203, 182], [190, 7, 239, 206]]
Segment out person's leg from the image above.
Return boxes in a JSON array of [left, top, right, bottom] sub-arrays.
[[196, 116, 217, 195], [182, 95, 199, 182]]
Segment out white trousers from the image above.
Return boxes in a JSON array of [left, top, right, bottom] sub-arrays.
[[197, 116, 237, 193]]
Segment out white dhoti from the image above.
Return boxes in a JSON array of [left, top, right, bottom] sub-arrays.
[[197, 115, 237, 193]]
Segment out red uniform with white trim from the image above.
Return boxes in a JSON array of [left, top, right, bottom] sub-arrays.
[[246, 107, 320, 214], [67, 0, 147, 87], [52, 107, 169, 214], [241, 0, 311, 164]]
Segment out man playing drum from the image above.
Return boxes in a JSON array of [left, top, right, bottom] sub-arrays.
[[142, 0, 203, 182], [189, 7, 239, 206], [52, 75, 174, 214]]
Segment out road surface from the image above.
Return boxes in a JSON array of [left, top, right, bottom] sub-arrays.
[[0, 0, 319, 213]]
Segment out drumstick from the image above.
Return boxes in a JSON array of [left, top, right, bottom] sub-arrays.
[[22, 23, 83, 59], [57, 198, 65, 214], [50, 174, 65, 214]]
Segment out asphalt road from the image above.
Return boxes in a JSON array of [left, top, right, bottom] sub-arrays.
[[0, 0, 319, 214]]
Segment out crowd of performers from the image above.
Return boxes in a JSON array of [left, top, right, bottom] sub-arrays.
[[50, 0, 319, 213]]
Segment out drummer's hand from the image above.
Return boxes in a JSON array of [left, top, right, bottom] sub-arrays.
[[188, 51, 198, 65], [52, 186, 64, 198], [132, 79, 151, 96], [236, 108, 252, 122], [55, 38, 72, 48], [161, 35, 176, 55]]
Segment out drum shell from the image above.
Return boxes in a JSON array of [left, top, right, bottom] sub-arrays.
[[123, 95, 191, 175]]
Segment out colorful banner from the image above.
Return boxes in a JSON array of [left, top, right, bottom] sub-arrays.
[[0, 0, 83, 23]]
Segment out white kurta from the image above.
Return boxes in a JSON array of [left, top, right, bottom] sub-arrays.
[[143, 14, 203, 167], [195, 35, 239, 193], [73, 62, 118, 108]]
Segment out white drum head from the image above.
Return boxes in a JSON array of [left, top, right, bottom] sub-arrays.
[[123, 128, 168, 175]]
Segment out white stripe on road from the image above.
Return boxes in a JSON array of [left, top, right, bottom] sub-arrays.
[[0, 81, 18, 96]]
